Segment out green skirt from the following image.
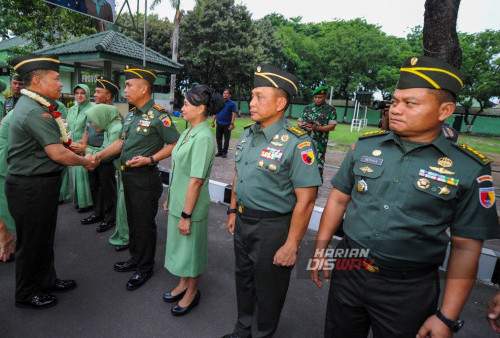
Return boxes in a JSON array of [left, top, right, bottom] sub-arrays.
[[0, 175, 15, 233], [109, 172, 129, 246], [59, 167, 71, 202], [164, 213, 208, 277], [71, 166, 93, 208]]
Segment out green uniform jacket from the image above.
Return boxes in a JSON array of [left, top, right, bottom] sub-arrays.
[[120, 100, 179, 163], [67, 84, 91, 141], [85, 104, 122, 164], [0, 110, 15, 232], [331, 131, 500, 270], [234, 117, 322, 213]]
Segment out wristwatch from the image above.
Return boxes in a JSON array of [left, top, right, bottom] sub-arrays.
[[227, 208, 237, 215], [435, 309, 464, 332], [181, 211, 191, 219], [149, 155, 155, 165]]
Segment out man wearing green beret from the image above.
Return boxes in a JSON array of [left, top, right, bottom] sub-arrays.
[[311, 56, 499, 337], [3, 74, 24, 118], [223, 64, 322, 338], [298, 86, 337, 181], [95, 65, 179, 290]]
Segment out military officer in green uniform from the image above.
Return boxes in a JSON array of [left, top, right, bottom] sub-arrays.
[[298, 86, 337, 181], [6, 54, 97, 309], [311, 56, 500, 337], [3, 75, 24, 118], [223, 64, 322, 338], [96, 65, 179, 290]]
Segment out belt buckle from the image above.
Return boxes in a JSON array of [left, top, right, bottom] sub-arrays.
[[363, 261, 379, 273], [120, 165, 125, 171], [238, 204, 244, 214]]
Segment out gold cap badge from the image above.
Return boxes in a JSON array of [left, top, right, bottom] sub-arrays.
[[411, 57, 418, 66]]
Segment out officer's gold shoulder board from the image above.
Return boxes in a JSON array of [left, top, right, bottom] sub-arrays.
[[287, 126, 306, 137], [358, 130, 390, 140], [454, 143, 492, 165], [153, 104, 165, 111], [244, 123, 255, 130]]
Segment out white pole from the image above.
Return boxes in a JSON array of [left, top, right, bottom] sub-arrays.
[[329, 86, 334, 105], [143, 0, 147, 67]]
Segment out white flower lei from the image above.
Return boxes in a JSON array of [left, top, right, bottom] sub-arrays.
[[21, 89, 69, 143]]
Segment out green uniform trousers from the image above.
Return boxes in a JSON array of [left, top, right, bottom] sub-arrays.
[[122, 166, 162, 273], [6, 172, 61, 302], [233, 212, 293, 338], [109, 170, 129, 246]]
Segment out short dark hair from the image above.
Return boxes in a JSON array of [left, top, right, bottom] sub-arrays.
[[22, 69, 50, 87], [427, 88, 456, 104], [186, 84, 225, 116], [223, 88, 232, 95]]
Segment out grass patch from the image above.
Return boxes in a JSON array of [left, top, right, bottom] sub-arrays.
[[172, 117, 500, 155]]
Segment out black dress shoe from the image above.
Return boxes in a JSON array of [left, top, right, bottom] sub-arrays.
[[96, 220, 115, 233], [171, 290, 200, 316], [76, 206, 93, 213], [114, 258, 137, 272], [15, 294, 58, 309], [46, 279, 77, 292], [221, 334, 249, 338], [215, 152, 223, 157], [126, 271, 153, 291], [163, 289, 186, 303], [81, 214, 103, 225], [114, 244, 129, 252]]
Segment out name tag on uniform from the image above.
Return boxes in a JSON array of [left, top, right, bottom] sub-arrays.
[[138, 120, 151, 127], [260, 146, 283, 162], [361, 156, 383, 166]]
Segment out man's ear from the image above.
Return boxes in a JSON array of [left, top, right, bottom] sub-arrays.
[[438, 102, 455, 122], [276, 96, 287, 112]]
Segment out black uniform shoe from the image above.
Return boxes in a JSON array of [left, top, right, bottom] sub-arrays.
[[114, 244, 129, 252], [163, 289, 186, 303], [96, 220, 115, 233], [221, 335, 244, 338], [76, 206, 93, 213], [215, 152, 223, 157], [126, 271, 154, 291], [81, 214, 103, 225], [114, 258, 137, 272], [171, 290, 200, 316], [221, 153, 227, 158], [46, 279, 77, 292], [15, 294, 58, 309]]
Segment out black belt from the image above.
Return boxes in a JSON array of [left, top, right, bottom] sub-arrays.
[[237, 203, 291, 218], [343, 237, 437, 280], [120, 164, 157, 172], [10, 171, 63, 178]]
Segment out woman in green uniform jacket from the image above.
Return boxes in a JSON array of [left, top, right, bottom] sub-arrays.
[[163, 85, 224, 316], [85, 104, 129, 249], [56, 100, 72, 202], [67, 84, 93, 211]]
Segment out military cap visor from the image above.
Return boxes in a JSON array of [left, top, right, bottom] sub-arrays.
[[124, 65, 157, 87], [96, 76, 120, 95], [10, 54, 60, 77], [313, 86, 329, 96], [254, 64, 299, 97], [397, 56, 464, 98]]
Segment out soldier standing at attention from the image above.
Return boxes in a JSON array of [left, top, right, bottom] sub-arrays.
[[223, 64, 322, 338], [6, 55, 96, 309], [297, 86, 337, 181], [95, 65, 179, 290], [311, 56, 499, 337], [3, 74, 24, 117]]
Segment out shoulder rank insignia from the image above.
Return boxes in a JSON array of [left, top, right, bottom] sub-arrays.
[[454, 143, 492, 165], [287, 126, 306, 137], [153, 104, 165, 111], [358, 130, 390, 140], [244, 123, 255, 130]]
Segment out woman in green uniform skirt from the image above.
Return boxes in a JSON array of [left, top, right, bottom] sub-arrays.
[[67, 84, 93, 211], [0, 110, 16, 235], [163, 85, 224, 316], [84, 104, 129, 250], [56, 100, 72, 202]]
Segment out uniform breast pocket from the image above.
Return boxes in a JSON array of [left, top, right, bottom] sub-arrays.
[[352, 164, 384, 197], [405, 181, 458, 222]]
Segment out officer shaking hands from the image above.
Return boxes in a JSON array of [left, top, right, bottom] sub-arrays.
[[311, 56, 499, 337], [223, 64, 322, 338], [95, 65, 179, 291]]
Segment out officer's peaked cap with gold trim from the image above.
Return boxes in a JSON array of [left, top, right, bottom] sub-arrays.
[[313, 86, 329, 96], [397, 56, 464, 98], [96, 75, 120, 95], [10, 54, 60, 77], [124, 65, 157, 87], [254, 64, 299, 97]]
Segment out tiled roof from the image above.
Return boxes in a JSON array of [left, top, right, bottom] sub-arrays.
[[0, 36, 31, 50], [36, 30, 181, 69]]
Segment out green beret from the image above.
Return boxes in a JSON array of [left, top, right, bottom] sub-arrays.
[[10, 54, 60, 77], [313, 86, 329, 96], [124, 65, 157, 87], [0, 79, 6, 92], [254, 64, 299, 97], [397, 56, 464, 98], [96, 76, 120, 95]]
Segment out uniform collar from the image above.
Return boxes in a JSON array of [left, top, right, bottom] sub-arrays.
[[386, 130, 454, 156], [136, 99, 155, 114], [186, 121, 208, 138], [250, 117, 287, 143]]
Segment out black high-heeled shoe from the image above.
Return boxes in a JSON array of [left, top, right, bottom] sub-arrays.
[[162, 288, 187, 303], [171, 290, 200, 316]]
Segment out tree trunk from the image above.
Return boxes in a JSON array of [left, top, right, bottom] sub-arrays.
[[423, 0, 462, 68], [169, 10, 182, 112]]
